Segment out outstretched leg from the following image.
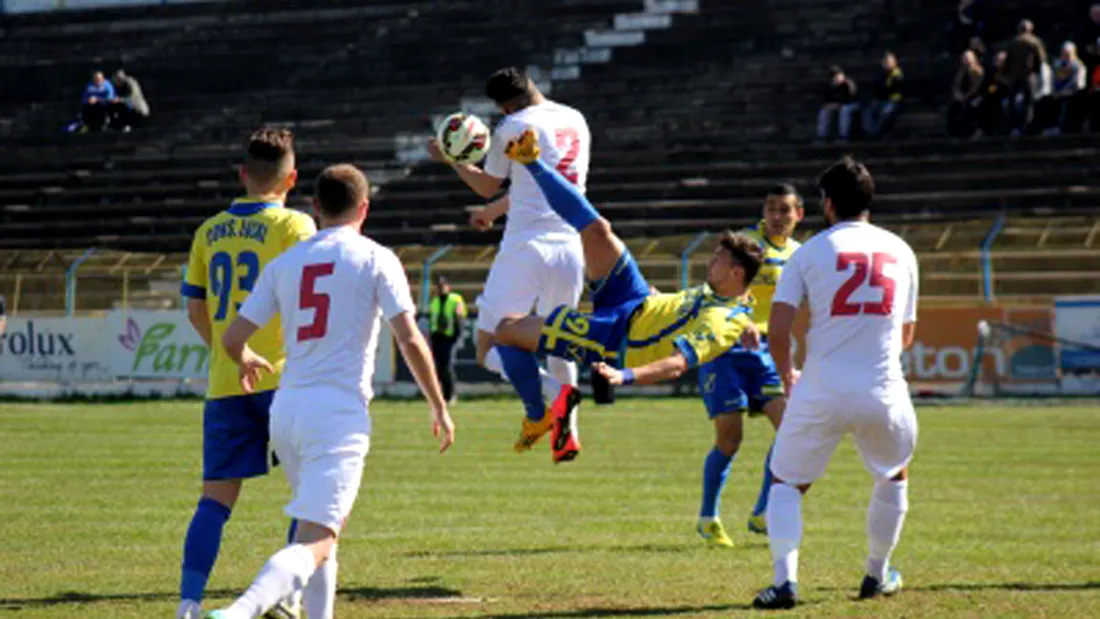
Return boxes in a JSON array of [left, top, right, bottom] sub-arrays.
[[504, 130, 625, 282]]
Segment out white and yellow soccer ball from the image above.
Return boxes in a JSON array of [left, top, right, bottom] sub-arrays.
[[435, 113, 491, 164]]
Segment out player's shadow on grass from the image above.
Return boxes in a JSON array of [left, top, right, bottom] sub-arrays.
[[459, 603, 755, 618], [0, 584, 465, 611], [814, 581, 1100, 594], [405, 542, 689, 559]]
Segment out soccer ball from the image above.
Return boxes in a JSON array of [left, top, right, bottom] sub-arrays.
[[435, 113, 491, 164]]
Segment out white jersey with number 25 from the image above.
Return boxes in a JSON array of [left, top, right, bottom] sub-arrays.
[[773, 220, 919, 394], [239, 226, 415, 405], [483, 100, 590, 248]]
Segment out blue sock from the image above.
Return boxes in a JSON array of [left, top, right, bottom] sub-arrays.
[[752, 444, 775, 517], [524, 159, 600, 232], [180, 497, 231, 602], [497, 345, 545, 420], [700, 447, 734, 519], [286, 518, 298, 545]]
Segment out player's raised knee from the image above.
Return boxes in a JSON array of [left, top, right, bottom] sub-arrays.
[[494, 315, 541, 350]]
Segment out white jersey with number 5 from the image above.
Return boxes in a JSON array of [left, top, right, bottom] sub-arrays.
[[773, 220, 919, 393], [483, 99, 590, 248], [239, 226, 415, 406]]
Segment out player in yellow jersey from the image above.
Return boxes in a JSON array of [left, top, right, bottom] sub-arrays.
[[695, 185, 804, 548], [176, 128, 316, 619], [492, 129, 763, 463]]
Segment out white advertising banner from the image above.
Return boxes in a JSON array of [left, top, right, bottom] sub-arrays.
[[109, 310, 210, 379], [0, 317, 111, 382], [1054, 296, 1100, 395]]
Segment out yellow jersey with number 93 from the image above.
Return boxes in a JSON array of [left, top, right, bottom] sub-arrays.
[[182, 199, 316, 399]]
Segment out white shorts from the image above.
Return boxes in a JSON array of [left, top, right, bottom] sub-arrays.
[[270, 388, 371, 534], [770, 386, 917, 486], [476, 237, 585, 333]]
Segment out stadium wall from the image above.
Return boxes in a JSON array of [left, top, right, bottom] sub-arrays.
[[1, 0, 210, 13], [2, 301, 1096, 399]]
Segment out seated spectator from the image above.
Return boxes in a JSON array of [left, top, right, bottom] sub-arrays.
[[1041, 42, 1088, 135], [79, 71, 114, 132], [862, 51, 905, 139], [1077, 4, 1100, 66], [109, 69, 150, 132], [968, 36, 988, 66], [977, 50, 1011, 135], [1003, 19, 1049, 136], [816, 66, 858, 143], [948, 50, 985, 137]]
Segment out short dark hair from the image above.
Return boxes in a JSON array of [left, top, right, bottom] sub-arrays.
[[829, 65, 844, 76], [766, 183, 803, 207], [485, 67, 532, 105], [244, 127, 295, 184], [819, 157, 875, 220], [718, 230, 764, 286], [435, 273, 449, 287], [314, 164, 370, 218]]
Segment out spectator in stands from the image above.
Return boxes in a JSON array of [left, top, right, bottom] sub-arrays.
[[1090, 60, 1100, 130], [0, 294, 6, 339], [429, 275, 466, 404], [109, 69, 150, 132], [1076, 4, 1100, 67], [1003, 19, 1049, 136], [948, 50, 985, 137], [1038, 42, 1089, 135], [79, 71, 115, 132], [976, 50, 1011, 136], [816, 66, 858, 143], [862, 51, 905, 138], [969, 36, 988, 65]]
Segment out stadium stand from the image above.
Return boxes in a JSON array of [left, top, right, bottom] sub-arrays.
[[0, 0, 1096, 313]]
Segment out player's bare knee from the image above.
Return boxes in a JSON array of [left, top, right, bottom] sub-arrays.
[[715, 434, 742, 457], [202, 479, 242, 509], [772, 476, 812, 495]]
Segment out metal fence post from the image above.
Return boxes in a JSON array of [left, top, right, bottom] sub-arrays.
[[65, 248, 96, 316], [980, 214, 1005, 303], [420, 245, 454, 311], [680, 232, 709, 290]]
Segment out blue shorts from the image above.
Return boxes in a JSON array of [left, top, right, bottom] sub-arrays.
[[699, 340, 782, 418], [203, 391, 275, 481], [539, 251, 650, 368]]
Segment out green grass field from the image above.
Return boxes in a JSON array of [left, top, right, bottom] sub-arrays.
[[0, 398, 1098, 618]]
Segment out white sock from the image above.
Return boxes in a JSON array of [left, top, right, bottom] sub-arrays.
[[538, 368, 562, 402], [866, 479, 909, 582], [304, 544, 338, 619], [483, 347, 505, 378], [226, 544, 317, 618], [766, 483, 803, 586], [547, 357, 577, 387]]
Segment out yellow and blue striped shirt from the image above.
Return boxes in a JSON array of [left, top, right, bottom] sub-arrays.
[[625, 285, 753, 368]]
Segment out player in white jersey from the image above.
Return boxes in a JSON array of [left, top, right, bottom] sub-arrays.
[[753, 158, 919, 610], [208, 165, 455, 619], [429, 66, 588, 463]]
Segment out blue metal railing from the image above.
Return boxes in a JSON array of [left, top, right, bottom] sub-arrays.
[[979, 214, 1005, 302], [64, 248, 97, 316], [420, 245, 454, 311], [680, 232, 709, 289]]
